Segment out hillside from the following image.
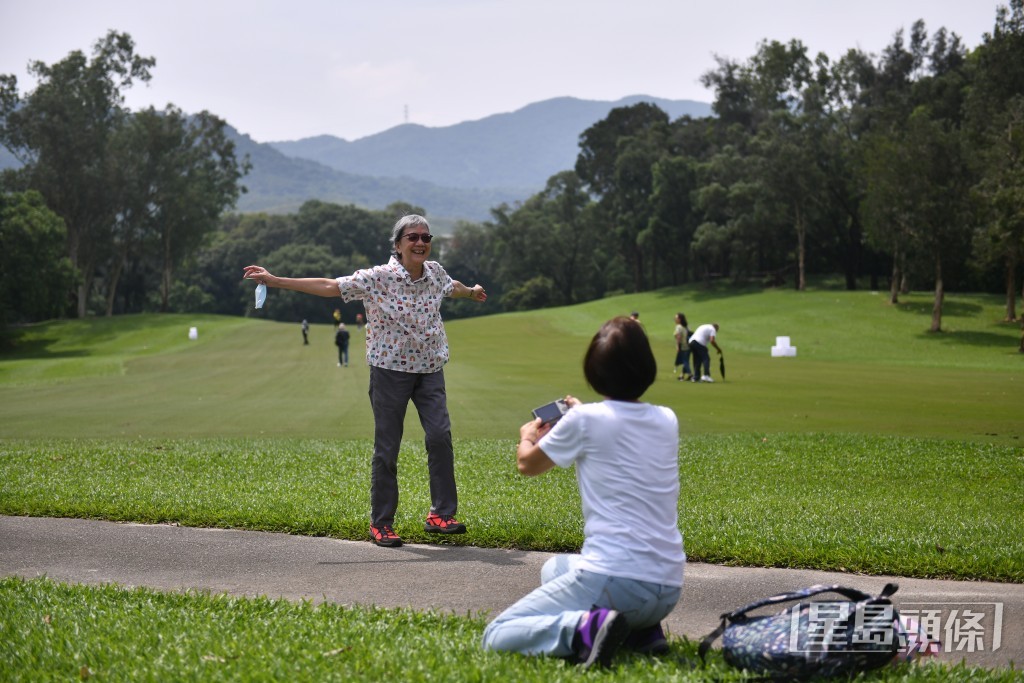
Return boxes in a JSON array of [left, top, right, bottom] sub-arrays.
[[227, 127, 523, 221], [268, 95, 712, 191], [2, 95, 713, 224]]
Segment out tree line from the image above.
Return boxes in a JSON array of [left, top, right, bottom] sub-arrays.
[[438, 2, 1023, 334], [2, 5, 1023, 341], [0, 31, 247, 337]]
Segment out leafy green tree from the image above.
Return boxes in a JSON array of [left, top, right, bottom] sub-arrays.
[[0, 31, 154, 317], [970, 97, 1024, 321], [646, 133, 703, 286], [435, 220, 494, 319], [966, 0, 1024, 321], [142, 107, 248, 311], [0, 191, 77, 337], [502, 275, 556, 312], [813, 48, 877, 289], [294, 200, 392, 266], [253, 243, 359, 323], [184, 212, 298, 315], [482, 171, 601, 309], [576, 103, 673, 292], [751, 110, 826, 291], [861, 132, 916, 303], [865, 107, 971, 330]]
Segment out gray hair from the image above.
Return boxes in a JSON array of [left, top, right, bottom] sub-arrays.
[[390, 214, 430, 248]]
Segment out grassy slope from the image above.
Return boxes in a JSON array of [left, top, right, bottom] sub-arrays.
[[0, 288, 1020, 442]]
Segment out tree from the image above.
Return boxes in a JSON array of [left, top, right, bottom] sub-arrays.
[[865, 107, 970, 331], [294, 200, 392, 266], [0, 31, 154, 317], [861, 132, 915, 303], [0, 191, 77, 338], [645, 157, 695, 285], [967, 0, 1024, 321], [576, 104, 673, 292], [970, 97, 1024, 321], [475, 169, 608, 311], [254, 243, 358, 323], [146, 108, 248, 311], [751, 110, 826, 291], [435, 220, 495, 319]]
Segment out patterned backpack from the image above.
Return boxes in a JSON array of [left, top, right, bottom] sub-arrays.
[[698, 583, 909, 679]]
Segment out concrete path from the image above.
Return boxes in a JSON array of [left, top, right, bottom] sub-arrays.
[[1, 515, 1019, 670]]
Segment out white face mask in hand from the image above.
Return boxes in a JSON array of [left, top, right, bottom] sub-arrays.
[[255, 283, 267, 309]]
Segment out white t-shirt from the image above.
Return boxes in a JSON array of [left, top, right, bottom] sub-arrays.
[[690, 324, 716, 347], [538, 400, 685, 587]]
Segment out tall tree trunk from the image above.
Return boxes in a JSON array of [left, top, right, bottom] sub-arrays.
[[76, 261, 97, 319], [1006, 253, 1019, 322], [930, 252, 944, 333], [104, 234, 132, 317], [68, 229, 88, 318], [105, 254, 126, 317], [161, 228, 172, 313], [899, 249, 910, 295], [632, 246, 644, 292], [845, 216, 861, 291], [889, 246, 901, 305], [796, 205, 806, 292]]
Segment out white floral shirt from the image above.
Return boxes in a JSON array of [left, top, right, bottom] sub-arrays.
[[336, 256, 455, 373]]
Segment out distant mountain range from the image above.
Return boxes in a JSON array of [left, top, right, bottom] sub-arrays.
[[239, 95, 711, 223], [2, 95, 713, 224], [268, 95, 712, 192]]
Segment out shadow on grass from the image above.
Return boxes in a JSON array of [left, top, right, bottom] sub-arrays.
[[650, 283, 767, 304], [893, 300, 985, 317], [913, 328, 1022, 349], [1, 314, 197, 361], [0, 336, 91, 360]]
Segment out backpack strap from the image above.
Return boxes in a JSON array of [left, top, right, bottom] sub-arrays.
[[697, 583, 898, 663]]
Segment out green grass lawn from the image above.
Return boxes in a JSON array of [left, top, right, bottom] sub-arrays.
[[5, 576, 1000, 683], [0, 288, 1020, 442], [1, 285, 1022, 679]]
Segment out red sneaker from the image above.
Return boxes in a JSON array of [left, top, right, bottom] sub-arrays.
[[369, 524, 403, 547], [423, 513, 467, 534]]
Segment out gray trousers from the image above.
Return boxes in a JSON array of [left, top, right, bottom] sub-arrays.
[[368, 365, 457, 527]]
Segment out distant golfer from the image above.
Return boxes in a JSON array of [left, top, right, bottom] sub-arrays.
[[301, 318, 309, 345], [335, 322, 350, 367], [673, 312, 692, 381], [688, 322, 721, 383], [243, 214, 487, 548]]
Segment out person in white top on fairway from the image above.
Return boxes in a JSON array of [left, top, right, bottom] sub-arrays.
[[243, 214, 487, 548], [482, 317, 684, 669], [688, 322, 721, 383]]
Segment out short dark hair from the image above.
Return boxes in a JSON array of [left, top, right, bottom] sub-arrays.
[[583, 317, 657, 401]]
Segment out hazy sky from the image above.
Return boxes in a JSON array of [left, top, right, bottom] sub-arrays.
[[0, 1, 1005, 143]]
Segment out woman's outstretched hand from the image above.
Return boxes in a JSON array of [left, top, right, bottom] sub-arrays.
[[242, 265, 273, 285]]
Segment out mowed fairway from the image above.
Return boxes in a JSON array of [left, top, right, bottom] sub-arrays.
[[1, 287, 1020, 442], [1, 286, 1022, 582]]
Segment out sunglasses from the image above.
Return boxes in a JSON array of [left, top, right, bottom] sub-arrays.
[[402, 233, 433, 243]]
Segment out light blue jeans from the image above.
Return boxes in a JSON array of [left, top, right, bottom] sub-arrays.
[[481, 554, 682, 656]]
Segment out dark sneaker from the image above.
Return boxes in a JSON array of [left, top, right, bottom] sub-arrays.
[[424, 513, 467, 534], [369, 524, 402, 547], [624, 623, 669, 655], [574, 608, 629, 668]]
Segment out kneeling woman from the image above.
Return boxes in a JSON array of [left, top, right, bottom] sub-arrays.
[[482, 317, 685, 668]]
